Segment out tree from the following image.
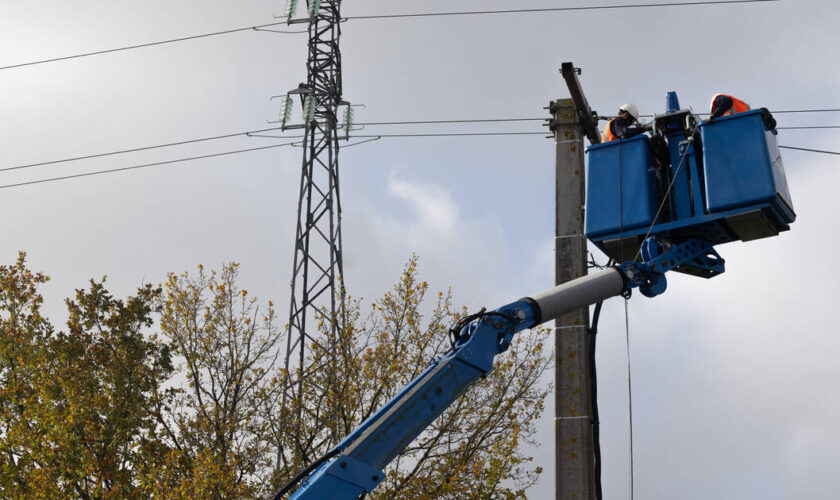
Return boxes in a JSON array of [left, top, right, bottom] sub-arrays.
[[0, 255, 551, 499], [0, 253, 172, 499], [141, 263, 283, 499], [266, 256, 552, 499], [0, 252, 52, 498]]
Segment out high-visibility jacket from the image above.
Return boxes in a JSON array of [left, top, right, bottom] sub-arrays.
[[712, 94, 750, 116], [602, 118, 619, 142]]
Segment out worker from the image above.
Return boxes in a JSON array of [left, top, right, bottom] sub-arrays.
[[602, 103, 647, 142], [708, 93, 750, 121]]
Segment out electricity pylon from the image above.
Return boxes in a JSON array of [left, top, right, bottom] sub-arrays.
[[281, 0, 347, 445]]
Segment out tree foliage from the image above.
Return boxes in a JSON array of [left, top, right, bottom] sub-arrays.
[[141, 263, 282, 498], [0, 254, 551, 499], [0, 253, 171, 499]]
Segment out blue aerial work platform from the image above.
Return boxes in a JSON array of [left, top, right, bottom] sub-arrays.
[[273, 91, 798, 500], [585, 92, 795, 272]]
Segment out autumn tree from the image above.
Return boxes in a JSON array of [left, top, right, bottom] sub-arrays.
[[140, 263, 283, 499], [0, 253, 52, 497], [0, 253, 172, 499], [0, 255, 550, 499], [266, 256, 552, 499]]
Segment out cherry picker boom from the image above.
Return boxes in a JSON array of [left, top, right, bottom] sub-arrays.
[[275, 239, 720, 500], [273, 93, 795, 499]]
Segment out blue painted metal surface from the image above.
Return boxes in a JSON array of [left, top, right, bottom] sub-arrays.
[[284, 234, 731, 499], [585, 134, 659, 238], [289, 456, 373, 500], [701, 109, 794, 216], [665, 130, 696, 221], [585, 93, 796, 263], [618, 237, 725, 297], [666, 91, 681, 113], [288, 300, 538, 500], [284, 92, 800, 500]]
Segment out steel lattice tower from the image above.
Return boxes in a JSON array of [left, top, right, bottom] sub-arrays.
[[285, 0, 345, 406]]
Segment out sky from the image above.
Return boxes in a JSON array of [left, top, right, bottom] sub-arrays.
[[1, 0, 839, 498]]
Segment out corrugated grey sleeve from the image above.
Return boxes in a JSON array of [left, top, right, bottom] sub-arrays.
[[528, 268, 625, 325]]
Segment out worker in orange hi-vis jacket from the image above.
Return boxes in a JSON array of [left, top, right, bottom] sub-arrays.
[[602, 103, 648, 143], [708, 94, 750, 122]]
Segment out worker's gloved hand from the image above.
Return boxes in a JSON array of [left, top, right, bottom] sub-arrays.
[[642, 122, 654, 131], [705, 115, 714, 124]]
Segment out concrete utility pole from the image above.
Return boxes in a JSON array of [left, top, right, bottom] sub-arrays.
[[551, 62, 601, 499]]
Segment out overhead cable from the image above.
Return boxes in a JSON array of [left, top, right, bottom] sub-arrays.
[[777, 125, 840, 129], [639, 109, 840, 118], [769, 108, 840, 114], [623, 300, 635, 500], [0, 21, 294, 71], [1, 126, 289, 173], [252, 27, 309, 34], [1, 1, 778, 72], [345, 131, 544, 138], [0, 132, 551, 191], [0, 141, 298, 190], [355, 118, 544, 126], [1, 135, 833, 191], [6, 112, 838, 173], [779, 145, 840, 156], [249, 131, 548, 140], [329, 136, 382, 148], [3, 120, 548, 173], [345, 0, 778, 20]]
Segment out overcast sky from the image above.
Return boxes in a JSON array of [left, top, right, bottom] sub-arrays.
[[1, 1, 838, 498]]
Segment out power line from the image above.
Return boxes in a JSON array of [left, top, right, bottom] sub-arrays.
[[0, 21, 294, 71], [0, 120, 547, 173], [347, 134, 840, 160], [1, 1, 778, 72], [370, 131, 540, 137], [301, 131, 546, 138], [345, 0, 778, 20], [779, 145, 840, 156], [639, 109, 840, 118], [6, 111, 839, 174], [339, 136, 382, 149], [252, 27, 309, 34], [357, 120, 840, 130], [0, 141, 298, 190], [356, 118, 544, 126], [777, 125, 840, 129], [769, 108, 840, 114], [0, 131, 551, 191], [353, 111, 840, 125], [0, 127, 291, 173], [2, 132, 834, 191]]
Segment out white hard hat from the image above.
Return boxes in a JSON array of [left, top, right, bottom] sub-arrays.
[[619, 103, 640, 121], [709, 94, 723, 112]]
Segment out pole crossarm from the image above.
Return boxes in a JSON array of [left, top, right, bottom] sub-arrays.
[[560, 62, 601, 145]]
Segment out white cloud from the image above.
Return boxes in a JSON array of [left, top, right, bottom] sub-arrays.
[[386, 169, 459, 236], [341, 167, 521, 313]]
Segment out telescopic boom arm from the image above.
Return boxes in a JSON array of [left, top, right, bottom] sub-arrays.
[[275, 237, 724, 500]]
